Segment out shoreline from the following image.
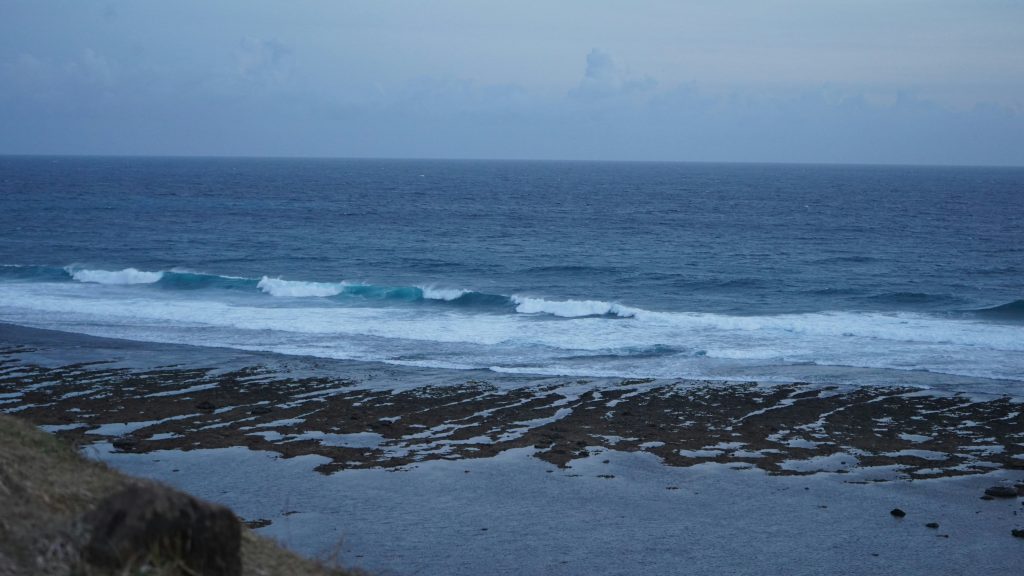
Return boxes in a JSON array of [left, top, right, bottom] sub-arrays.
[[3, 321, 1022, 478], [3, 321, 1024, 574]]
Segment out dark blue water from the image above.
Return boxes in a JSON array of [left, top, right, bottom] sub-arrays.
[[1, 156, 1022, 386]]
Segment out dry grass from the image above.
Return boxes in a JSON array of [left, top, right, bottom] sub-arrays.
[[0, 413, 361, 576]]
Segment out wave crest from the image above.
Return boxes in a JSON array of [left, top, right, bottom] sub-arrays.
[[511, 295, 639, 318], [419, 286, 470, 301], [68, 267, 164, 285], [257, 277, 343, 298]]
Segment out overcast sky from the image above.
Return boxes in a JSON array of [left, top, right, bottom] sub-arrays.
[[2, 1, 1022, 165]]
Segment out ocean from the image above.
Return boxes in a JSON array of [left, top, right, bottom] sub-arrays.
[[1, 156, 1022, 390]]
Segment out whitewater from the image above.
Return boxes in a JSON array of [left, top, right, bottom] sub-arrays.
[[0, 264, 1021, 388]]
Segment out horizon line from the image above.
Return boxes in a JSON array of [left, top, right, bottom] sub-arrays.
[[1, 152, 1022, 170]]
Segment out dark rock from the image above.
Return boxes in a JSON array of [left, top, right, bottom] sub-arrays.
[[243, 518, 272, 529], [82, 484, 241, 576], [890, 508, 906, 518], [597, 474, 615, 479], [249, 405, 272, 415], [1012, 529, 1024, 539], [984, 486, 1018, 498], [925, 522, 939, 529], [196, 400, 216, 411], [111, 438, 137, 452]]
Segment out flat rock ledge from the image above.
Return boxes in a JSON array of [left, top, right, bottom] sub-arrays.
[[3, 347, 1023, 479]]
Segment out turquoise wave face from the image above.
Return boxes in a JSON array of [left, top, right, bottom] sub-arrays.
[[0, 264, 71, 283], [0, 265, 526, 312]]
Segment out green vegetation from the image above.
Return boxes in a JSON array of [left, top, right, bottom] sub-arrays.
[[0, 413, 360, 576]]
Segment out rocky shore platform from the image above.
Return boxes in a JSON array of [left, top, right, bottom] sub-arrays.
[[3, 323, 1023, 575], [3, 344, 1022, 480]]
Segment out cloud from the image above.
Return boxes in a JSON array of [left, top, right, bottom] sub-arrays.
[[0, 41, 1020, 165], [235, 37, 292, 85], [583, 48, 615, 83], [571, 49, 657, 101]]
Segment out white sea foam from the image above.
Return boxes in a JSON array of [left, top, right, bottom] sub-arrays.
[[257, 276, 343, 298], [511, 296, 640, 318], [168, 267, 246, 280], [68, 267, 163, 285], [419, 286, 469, 301], [1, 282, 1022, 385]]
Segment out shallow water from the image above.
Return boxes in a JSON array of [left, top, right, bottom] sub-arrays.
[[93, 443, 1024, 576]]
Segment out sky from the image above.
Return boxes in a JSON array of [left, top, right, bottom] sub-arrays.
[[1, 1, 1023, 165]]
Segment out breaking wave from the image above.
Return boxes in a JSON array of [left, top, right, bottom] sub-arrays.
[[1, 265, 1023, 383], [419, 286, 470, 301], [510, 295, 640, 318], [4, 265, 1023, 330], [257, 277, 344, 298], [68, 267, 164, 285], [2, 264, 652, 318]]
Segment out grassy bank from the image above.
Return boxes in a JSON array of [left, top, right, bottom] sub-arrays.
[[0, 413, 359, 576]]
